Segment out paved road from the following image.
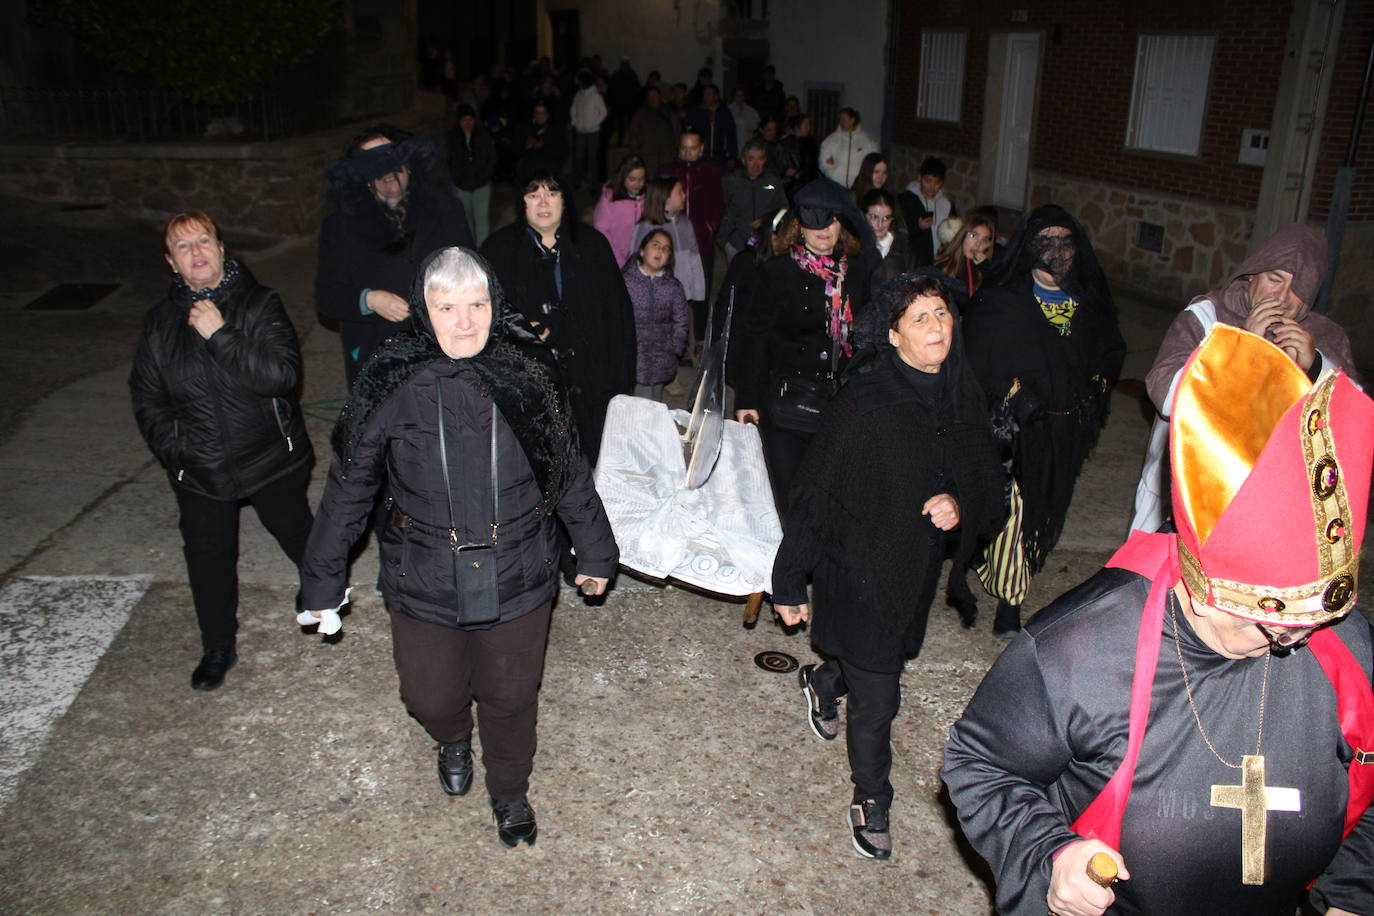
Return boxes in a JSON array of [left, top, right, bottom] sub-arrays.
[[0, 195, 1347, 915]]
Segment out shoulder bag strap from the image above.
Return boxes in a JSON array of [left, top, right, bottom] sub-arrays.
[[436, 383, 459, 550]]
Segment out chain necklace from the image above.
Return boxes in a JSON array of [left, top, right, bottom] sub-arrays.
[[1170, 593, 1271, 769]]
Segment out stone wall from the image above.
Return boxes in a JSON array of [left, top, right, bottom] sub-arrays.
[[0, 107, 444, 239], [0, 139, 335, 238], [1029, 171, 1256, 305]]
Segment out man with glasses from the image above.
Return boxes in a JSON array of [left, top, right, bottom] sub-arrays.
[[944, 325, 1374, 916]]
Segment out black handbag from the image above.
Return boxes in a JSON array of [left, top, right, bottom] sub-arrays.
[[436, 386, 501, 626], [765, 373, 835, 434]]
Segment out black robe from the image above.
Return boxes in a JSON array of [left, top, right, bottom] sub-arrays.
[[943, 567, 1374, 916], [963, 273, 1125, 572], [480, 220, 636, 464]]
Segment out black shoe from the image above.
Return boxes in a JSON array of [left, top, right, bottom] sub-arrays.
[[849, 798, 892, 859], [994, 601, 1022, 638], [798, 664, 841, 741], [946, 573, 979, 629], [190, 647, 237, 691], [491, 796, 537, 848], [437, 739, 473, 797]]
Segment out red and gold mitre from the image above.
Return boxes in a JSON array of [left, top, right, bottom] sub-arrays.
[[1170, 324, 1373, 626]]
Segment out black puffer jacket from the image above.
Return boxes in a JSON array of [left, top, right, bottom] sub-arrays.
[[130, 262, 312, 500]]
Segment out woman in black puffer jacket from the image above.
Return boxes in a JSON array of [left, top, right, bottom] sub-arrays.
[[130, 210, 314, 692], [298, 246, 617, 850]]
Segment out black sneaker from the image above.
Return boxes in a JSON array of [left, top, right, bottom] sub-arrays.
[[190, 646, 237, 691], [798, 664, 840, 741], [491, 796, 537, 848], [994, 601, 1022, 638], [437, 739, 473, 797], [849, 798, 892, 859]]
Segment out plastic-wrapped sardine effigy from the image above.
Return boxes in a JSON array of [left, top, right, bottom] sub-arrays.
[[594, 395, 782, 597]]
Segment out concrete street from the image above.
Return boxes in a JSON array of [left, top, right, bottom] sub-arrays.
[[0, 195, 1362, 915]]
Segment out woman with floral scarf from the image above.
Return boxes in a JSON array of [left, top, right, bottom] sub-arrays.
[[734, 180, 872, 516]]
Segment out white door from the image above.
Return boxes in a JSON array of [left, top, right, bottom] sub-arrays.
[[993, 33, 1042, 210]]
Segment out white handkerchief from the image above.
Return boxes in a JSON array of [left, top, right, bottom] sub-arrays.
[[297, 587, 352, 637]]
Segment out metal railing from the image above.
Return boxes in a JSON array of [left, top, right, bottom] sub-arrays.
[[0, 86, 336, 143]]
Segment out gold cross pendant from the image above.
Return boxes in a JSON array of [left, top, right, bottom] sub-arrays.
[[1210, 755, 1302, 884]]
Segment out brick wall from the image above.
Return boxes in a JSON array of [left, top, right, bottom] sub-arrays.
[[1309, 2, 1374, 221], [893, 0, 1288, 210]]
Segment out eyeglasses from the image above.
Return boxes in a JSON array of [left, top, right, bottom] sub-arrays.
[[866, 213, 894, 224], [1257, 622, 1317, 654]]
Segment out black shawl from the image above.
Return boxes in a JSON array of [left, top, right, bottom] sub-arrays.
[[331, 248, 577, 510]]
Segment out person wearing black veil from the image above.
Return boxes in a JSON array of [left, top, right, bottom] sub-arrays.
[[962, 204, 1126, 634], [480, 169, 636, 465], [299, 246, 618, 850], [315, 125, 474, 387], [769, 269, 1004, 860]]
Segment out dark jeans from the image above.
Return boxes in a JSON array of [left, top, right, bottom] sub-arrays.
[[389, 602, 553, 801], [809, 657, 902, 807], [174, 464, 314, 651]]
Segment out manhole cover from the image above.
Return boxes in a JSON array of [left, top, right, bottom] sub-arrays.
[[753, 651, 798, 673], [25, 283, 121, 311]]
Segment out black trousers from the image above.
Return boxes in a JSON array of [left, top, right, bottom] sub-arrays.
[[389, 602, 553, 802], [174, 464, 314, 651], [759, 422, 814, 520], [809, 657, 902, 807]]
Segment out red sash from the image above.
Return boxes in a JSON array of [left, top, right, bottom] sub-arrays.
[[1070, 531, 1374, 849]]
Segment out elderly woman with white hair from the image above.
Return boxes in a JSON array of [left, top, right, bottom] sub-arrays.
[[299, 246, 618, 849]]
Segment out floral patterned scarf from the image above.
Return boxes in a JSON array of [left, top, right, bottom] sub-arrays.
[[790, 243, 853, 357]]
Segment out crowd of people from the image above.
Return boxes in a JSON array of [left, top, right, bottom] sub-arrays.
[[126, 50, 1372, 916]]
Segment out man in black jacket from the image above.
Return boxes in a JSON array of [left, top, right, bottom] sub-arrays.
[[315, 126, 474, 389]]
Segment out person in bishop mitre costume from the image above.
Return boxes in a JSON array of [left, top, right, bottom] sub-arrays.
[[943, 324, 1374, 916]]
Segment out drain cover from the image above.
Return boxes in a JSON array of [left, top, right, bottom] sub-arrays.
[[25, 283, 121, 311], [753, 651, 798, 673]]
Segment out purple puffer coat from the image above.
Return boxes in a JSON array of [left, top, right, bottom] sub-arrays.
[[622, 261, 688, 386]]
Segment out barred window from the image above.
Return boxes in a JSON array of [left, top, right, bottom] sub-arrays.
[[916, 30, 967, 124], [1126, 34, 1216, 156]]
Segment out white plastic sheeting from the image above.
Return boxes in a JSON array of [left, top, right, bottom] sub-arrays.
[[594, 396, 782, 596]]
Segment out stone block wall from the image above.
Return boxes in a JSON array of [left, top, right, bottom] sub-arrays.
[[1029, 171, 1255, 306], [0, 108, 445, 239], [0, 140, 337, 238]]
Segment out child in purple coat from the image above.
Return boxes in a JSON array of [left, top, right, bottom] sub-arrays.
[[623, 229, 688, 402]]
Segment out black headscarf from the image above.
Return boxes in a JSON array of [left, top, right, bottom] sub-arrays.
[[330, 247, 578, 510], [983, 204, 1116, 321]]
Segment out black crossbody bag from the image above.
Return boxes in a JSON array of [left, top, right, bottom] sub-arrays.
[[436, 386, 501, 626]]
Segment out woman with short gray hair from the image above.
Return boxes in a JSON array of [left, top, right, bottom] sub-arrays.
[[299, 246, 618, 849]]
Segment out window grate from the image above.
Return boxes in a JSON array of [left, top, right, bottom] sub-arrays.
[[1125, 34, 1216, 156], [917, 30, 967, 123]]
